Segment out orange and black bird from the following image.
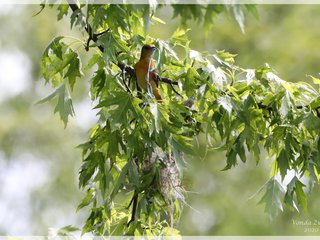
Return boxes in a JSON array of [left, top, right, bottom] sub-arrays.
[[134, 44, 162, 102]]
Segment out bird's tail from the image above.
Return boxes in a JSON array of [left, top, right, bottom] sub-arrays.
[[153, 87, 162, 103]]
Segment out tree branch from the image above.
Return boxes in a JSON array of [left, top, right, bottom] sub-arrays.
[[127, 192, 138, 226], [66, 1, 180, 96], [66, 2, 320, 119]]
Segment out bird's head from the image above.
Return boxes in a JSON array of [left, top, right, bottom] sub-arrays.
[[140, 44, 156, 59]]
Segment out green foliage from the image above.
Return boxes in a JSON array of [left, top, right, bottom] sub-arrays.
[[37, 83, 75, 127], [40, 36, 82, 126], [39, 3, 320, 237], [172, 4, 257, 33], [258, 178, 285, 219]]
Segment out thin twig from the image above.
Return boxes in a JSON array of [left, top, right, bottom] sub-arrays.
[[121, 65, 133, 95], [66, 2, 320, 119], [158, 77, 182, 97], [67, 1, 181, 97], [160, 77, 179, 85], [127, 193, 138, 226]]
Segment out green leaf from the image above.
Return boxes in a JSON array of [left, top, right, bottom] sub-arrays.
[[309, 96, 320, 109], [90, 69, 106, 100], [279, 91, 293, 119], [37, 86, 61, 105], [223, 149, 237, 171], [98, 31, 129, 62], [184, 67, 199, 96], [43, 36, 64, 60], [171, 145, 186, 175], [284, 176, 298, 211], [33, 4, 45, 17], [128, 160, 139, 187], [258, 178, 285, 219], [171, 28, 190, 43], [236, 139, 246, 163], [77, 188, 95, 211], [54, 85, 75, 127], [42, 37, 82, 91], [277, 149, 289, 180], [295, 179, 307, 213], [245, 5, 259, 19], [172, 5, 203, 25], [308, 75, 320, 85], [111, 216, 128, 236], [215, 50, 236, 64], [57, 225, 80, 236], [218, 95, 233, 115], [111, 162, 130, 199], [159, 40, 179, 61], [91, 6, 108, 32], [38, 84, 75, 127], [172, 135, 194, 156], [95, 92, 133, 130], [65, 52, 82, 91], [57, 4, 69, 21], [255, 67, 272, 79], [304, 113, 320, 133], [232, 5, 245, 33], [151, 15, 166, 24], [79, 151, 103, 188], [150, 103, 161, 134], [107, 131, 122, 159], [138, 165, 156, 192], [204, 5, 224, 31], [84, 53, 104, 71], [70, 9, 86, 29], [284, 176, 307, 213]]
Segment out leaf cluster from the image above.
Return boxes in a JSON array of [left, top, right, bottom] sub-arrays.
[[39, 3, 320, 236]]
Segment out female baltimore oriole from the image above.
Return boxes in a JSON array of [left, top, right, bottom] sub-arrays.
[[134, 44, 162, 102]]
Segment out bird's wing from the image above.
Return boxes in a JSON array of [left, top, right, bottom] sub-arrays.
[[150, 70, 160, 87]]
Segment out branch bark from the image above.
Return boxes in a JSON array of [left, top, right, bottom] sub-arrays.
[[66, 1, 320, 119], [66, 0, 180, 93], [67, 0, 135, 75]]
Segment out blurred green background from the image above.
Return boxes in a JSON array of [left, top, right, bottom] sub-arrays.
[[1, 4, 320, 236]]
